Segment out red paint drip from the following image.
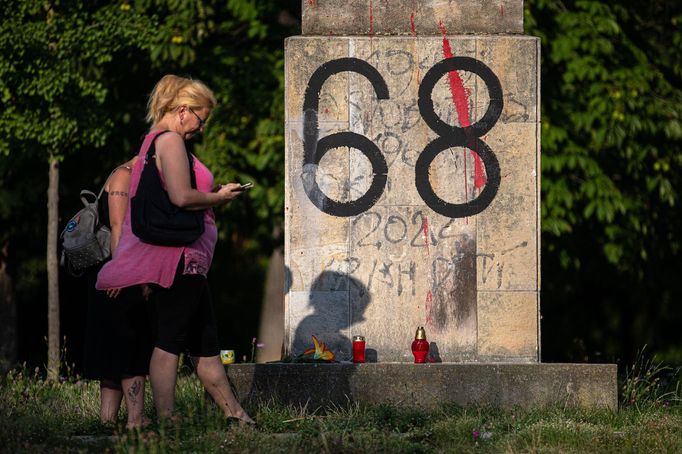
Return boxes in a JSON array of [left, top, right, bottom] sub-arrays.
[[425, 290, 433, 326], [422, 215, 430, 254], [438, 20, 487, 190], [308, 0, 317, 6], [500, 4, 505, 16], [410, 12, 416, 36], [369, 0, 374, 37]]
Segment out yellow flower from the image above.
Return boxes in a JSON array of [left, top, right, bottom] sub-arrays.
[[171, 35, 183, 44]]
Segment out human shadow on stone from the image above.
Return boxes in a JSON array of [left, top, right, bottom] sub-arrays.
[[239, 271, 372, 412], [283, 265, 293, 295], [292, 271, 370, 362]]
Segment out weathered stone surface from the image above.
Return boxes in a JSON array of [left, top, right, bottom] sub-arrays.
[[478, 291, 538, 360], [226, 363, 618, 410], [477, 122, 538, 291], [285, 35, 539, 362], [302, 0, 524, 36], [477, 37, 539, 123]]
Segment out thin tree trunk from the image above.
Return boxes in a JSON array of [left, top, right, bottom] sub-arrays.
[[47, 158, 60, 380], [0, 242, 17, 374], [257, 246, 285, 363]]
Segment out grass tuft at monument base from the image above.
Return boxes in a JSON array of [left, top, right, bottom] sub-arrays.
[[1, 365, 681, 453]]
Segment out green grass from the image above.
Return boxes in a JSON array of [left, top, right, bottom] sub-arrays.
[[1, 365, 681, 453]]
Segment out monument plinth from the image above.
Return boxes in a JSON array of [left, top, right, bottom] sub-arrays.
[[285, 0, 539, 363], [234, 0, 616, 410]]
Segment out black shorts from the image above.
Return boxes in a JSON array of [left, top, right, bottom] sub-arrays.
[[151, 264, 220, 358]]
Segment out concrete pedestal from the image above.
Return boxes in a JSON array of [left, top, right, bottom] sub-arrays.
[[226, 363, 618, 410]]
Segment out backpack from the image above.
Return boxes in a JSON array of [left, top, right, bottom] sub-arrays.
[[60, 171, 116, 276]]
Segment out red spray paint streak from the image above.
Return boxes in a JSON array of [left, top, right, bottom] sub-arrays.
[[437, 20, 487, 191], [421, 215, 433, 325], [410, 12, 416, 35], [308, 0, 317, 7], [500, 4, 505, 16], [421, 215, 430, 255], [369, 0, 374, 37]]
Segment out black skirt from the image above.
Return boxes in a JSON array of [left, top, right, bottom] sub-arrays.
[[82, 267, 154, 381]]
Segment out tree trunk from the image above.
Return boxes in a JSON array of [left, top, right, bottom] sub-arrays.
[[47, 158, 60, 380], [0, 242, 17, 374], [257, 223, 286, 363]]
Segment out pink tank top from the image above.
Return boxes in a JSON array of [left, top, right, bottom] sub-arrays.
[[96, 131, 218, 290]]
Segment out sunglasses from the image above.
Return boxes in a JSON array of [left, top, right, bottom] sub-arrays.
[[188, 107, 207, 128]]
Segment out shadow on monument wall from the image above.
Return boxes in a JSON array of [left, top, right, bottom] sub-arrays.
[[239, 270, 373, 410], [292, 270, 371, 361]]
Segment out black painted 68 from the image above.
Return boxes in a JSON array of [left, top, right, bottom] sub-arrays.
[[302, 56, 503, 218]]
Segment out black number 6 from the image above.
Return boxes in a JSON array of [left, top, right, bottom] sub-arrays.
[[302, 58, 389, 217]]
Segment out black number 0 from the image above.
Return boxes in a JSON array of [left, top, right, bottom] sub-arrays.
[[302, 56, 503, 218]]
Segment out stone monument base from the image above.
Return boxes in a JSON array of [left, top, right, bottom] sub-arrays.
[[225, 363, 617, 410]]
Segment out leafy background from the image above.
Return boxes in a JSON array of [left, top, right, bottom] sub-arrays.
[[0, 0, 680, 370]]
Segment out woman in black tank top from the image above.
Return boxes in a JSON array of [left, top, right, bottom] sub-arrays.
[[83, 158, 154, 429]]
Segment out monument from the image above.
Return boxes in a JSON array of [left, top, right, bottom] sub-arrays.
[[230, 0, 617, 409]]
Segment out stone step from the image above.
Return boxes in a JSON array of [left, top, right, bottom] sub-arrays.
[[226, 363, 618, 410]]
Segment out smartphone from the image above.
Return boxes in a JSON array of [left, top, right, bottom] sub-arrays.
[[239, 182, 254, 190]]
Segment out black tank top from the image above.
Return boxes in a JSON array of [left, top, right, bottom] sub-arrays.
[[99, 192, 111, 229]]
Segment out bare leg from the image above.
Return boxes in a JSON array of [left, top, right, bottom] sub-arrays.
[[121, 376, 149, 429], [192, 355, 254, 424], [100, 379, 123, 424], [149, 347, 179, 419]]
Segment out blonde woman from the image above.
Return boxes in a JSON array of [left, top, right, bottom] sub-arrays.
[[97, 75, 254, 425]]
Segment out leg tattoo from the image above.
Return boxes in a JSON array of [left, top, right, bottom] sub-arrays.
[[127, 379, 141, 404]]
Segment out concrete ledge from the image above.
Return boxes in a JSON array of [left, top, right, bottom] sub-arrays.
[[226, 363, 617, 410]]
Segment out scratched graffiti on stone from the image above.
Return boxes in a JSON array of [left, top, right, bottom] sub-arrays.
[[285, 36, 539, 362]]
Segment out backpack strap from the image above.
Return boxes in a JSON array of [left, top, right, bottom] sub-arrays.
[[80, 190, 99, 207]]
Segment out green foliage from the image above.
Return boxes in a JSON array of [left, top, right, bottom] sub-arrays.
[[0, 1, 155, 159], [0, 1, 157, 301], [0, 1, 296, 366], [526, 0, 682, 362], [527, 0, 682, 266]]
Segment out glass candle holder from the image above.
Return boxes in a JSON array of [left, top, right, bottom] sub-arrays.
[[352, 335, 366, 363], [411, 327, 429, 363]]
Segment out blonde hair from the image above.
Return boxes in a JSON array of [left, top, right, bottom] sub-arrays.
[[146, 74, 217, 124]]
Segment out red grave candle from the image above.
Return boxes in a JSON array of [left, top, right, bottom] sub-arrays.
[[352, 335, 366, 363], [411, 326, 429, 363]]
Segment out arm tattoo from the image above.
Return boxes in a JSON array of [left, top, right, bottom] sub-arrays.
[[109, 191, 128, 197]]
